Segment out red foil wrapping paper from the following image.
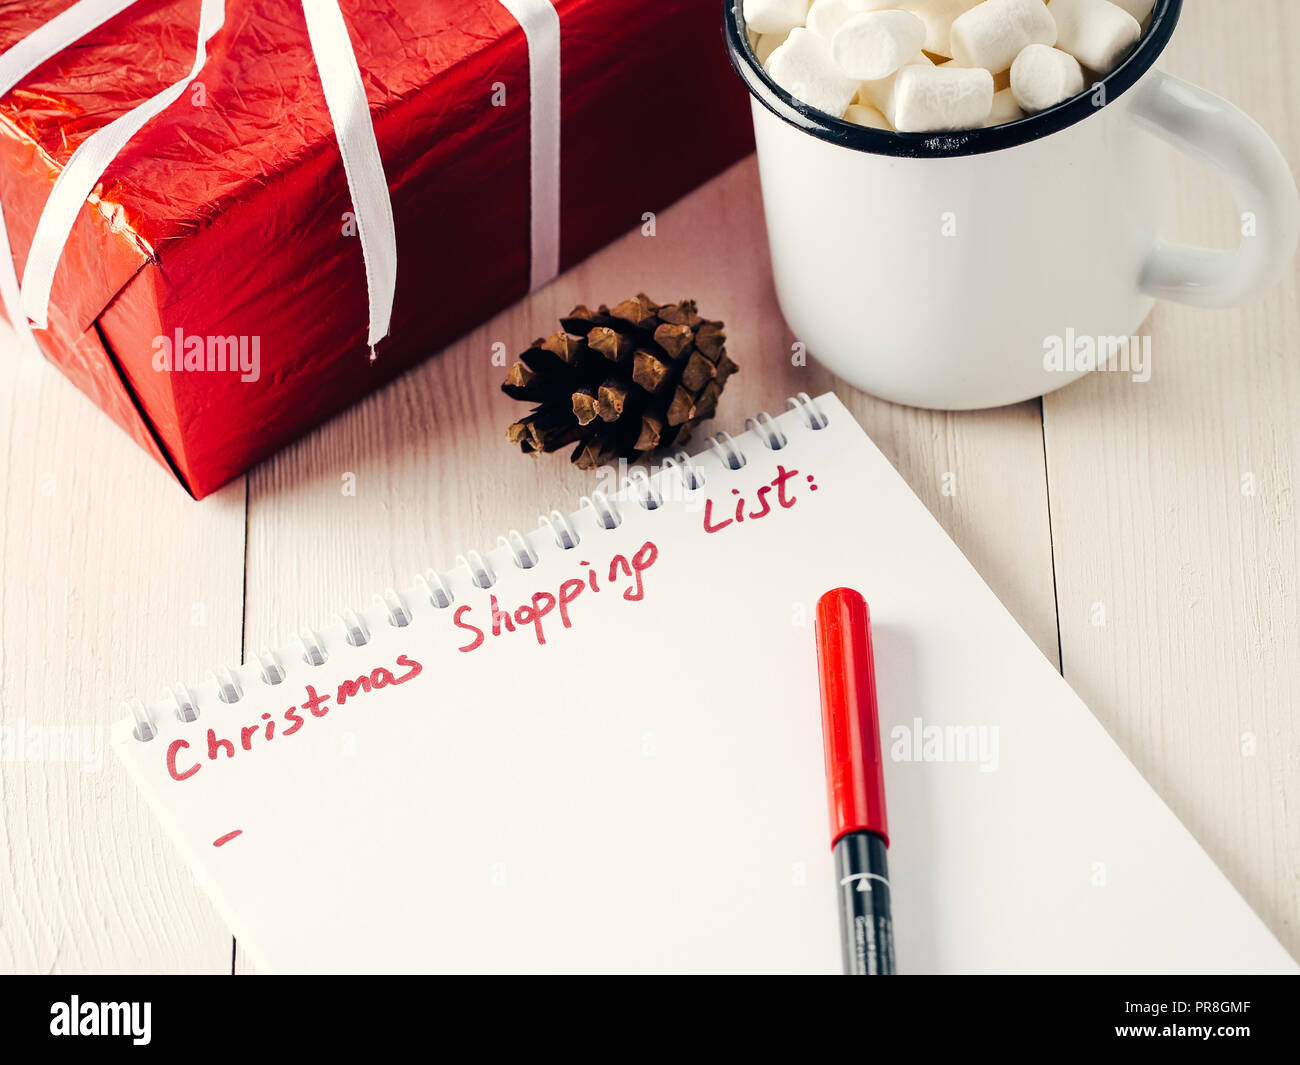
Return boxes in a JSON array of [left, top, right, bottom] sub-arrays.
[[0, 0, 753, 497]]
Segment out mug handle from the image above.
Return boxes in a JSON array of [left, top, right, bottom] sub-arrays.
[[1128, 70, 1300, 308]]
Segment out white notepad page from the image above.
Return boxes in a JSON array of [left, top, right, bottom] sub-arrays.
[[113, 393, 1296, 974]]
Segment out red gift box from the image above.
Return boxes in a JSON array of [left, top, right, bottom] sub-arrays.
[[0, 0, 752, 497]]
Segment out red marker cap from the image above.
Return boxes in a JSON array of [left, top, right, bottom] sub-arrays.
[[815, 588, 889, 848]]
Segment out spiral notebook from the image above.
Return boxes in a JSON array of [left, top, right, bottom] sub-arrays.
[[112, 393, 1295, 974]]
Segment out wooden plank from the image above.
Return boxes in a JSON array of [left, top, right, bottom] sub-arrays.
[[1043, 0, 1300, 956], [236, 155, 1058, 969], [0, 326, 244, 973]]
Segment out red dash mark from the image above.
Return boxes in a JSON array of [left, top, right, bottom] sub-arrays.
[[213, 830, 243, 847]]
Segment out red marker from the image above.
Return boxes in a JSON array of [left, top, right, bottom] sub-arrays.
[[815, 588, 894, 975]]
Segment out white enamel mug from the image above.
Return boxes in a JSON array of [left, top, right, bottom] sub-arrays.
[[724, 0, 1299, 410]]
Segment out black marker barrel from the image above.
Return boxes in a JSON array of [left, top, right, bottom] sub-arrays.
[[833, 830, 894, 975]]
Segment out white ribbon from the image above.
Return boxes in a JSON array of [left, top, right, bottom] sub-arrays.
[[20, 0, 226, 330], [1, 0, 561, 358], [301, 0, 397, 353], [498, 0, 561, 292], [0, 0, 142, 351]]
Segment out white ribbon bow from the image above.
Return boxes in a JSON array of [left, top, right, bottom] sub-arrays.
[[0, 0, 560, 360]]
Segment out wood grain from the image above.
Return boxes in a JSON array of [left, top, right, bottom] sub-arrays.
[[0, 335, 243, 973], [1043, 0, 1300, 954]]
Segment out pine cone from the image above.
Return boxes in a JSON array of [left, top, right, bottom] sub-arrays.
[[502, 294, 738, 470]]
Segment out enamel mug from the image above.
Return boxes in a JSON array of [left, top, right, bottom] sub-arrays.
[[724, 0, 1300, 410]]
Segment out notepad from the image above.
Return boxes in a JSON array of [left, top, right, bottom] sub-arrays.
[[112, 393, 1296, 974]]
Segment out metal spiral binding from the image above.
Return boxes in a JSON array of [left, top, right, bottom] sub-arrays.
[[746, 411, 788, 450], [167, 683, 199, 723], [337, 608, 371, 647], [539, 509, 580, 549], [257, 648, 286, 685], [125, 395, 832, 742], [627, 468, 661, 510], [375, 589, 412, 627], [661, 450, 705, 491], [299, 628, 328, 667], [457, 549, 497, 589], [788, 391, 829, 430], [124, 697, 155, 742], [417, 569, 455, 608], [709, 430, 747, 470], [212, 665, 243, 704], [580, 490, 621, 530], [499, 530, 539, 569]]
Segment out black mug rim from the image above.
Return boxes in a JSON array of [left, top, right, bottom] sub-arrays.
[[723, 0, 1183, 158]]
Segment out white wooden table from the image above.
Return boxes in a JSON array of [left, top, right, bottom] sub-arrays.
[[1, 0, 1296, 973]]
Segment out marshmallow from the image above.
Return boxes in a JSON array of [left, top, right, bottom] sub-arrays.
[[950, 0, 1057, 73], [900, 0, 980, 58], [806, 0, 895, 41], [845, 102, 891, 129], [1108, 0, 1156, 22], [766, 28, 860, 118], [1010, 43, 1085, 112], [743, 0, 810, 36], [985, 86, 1026, 125], [857, 50, 933, 113], [945, 58, 1013, 88], [755, 33, 786, 66], [888, 64, 994, 132], [1050, 0, 1142, 73], [832, 11, 927, 81]]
